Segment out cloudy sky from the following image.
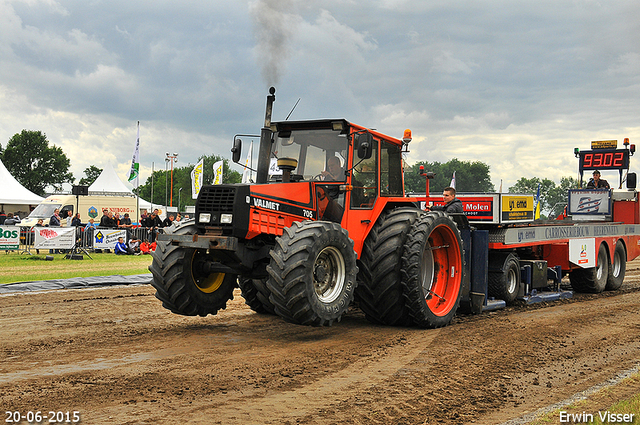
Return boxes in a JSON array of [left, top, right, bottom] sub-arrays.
[[1, 0, 639, 192]]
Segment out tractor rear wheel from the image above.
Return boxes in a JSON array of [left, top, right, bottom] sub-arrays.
[[401, 212, 463, 329], [266, 221, 357, 326], [355, 207, 422, 326], [149, 222, 236, 316], [606, 241, 626, 291], [569, 242, 609, 293], [239, 277, 276, 314]]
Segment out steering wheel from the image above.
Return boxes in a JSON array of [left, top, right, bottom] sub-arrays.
[[312, 173, 325, 181]]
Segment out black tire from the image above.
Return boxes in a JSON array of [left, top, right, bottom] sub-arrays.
[[606, 241, 626, 291], [355, 207, 422, 326], [401, 212, 463, 329], [569, 242, 609, 293], [266, 221, 358, 326], [488, 252, 520, 304], [149, 222, 236, 316], [239, 277, 276, 314]]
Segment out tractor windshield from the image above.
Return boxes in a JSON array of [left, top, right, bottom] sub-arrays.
[[271, 128, 348, 181]]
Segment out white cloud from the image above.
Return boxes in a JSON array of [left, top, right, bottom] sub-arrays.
[[0, 0, 639, 196]]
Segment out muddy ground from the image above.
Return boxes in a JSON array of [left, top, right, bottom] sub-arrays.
[[1, 261, 640, 424]]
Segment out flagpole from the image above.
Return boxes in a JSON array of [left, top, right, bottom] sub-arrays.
[[136, 121, 140, 223]]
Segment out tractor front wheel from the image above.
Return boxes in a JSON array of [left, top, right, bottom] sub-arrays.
[[266, 221, 358, 326], [149, 222, 236, 316]]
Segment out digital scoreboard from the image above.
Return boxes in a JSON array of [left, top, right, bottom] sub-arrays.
[[578, 149, 630, 171]]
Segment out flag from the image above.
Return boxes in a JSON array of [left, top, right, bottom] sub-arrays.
[[213, 160, 224, 185], [191, 158, 204, 199], [450, 171, 456, 189], [128, 121, 140, 187], [242, 141, 253, 184], [534, 183, 541, 219]]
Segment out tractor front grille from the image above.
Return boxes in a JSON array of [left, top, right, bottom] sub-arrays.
[[198, 186, 236, 213], [196, 184, 250, 236]]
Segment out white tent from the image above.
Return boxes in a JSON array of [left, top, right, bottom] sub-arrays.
[[88, 163, 166, 220], [89, 163, 136, 195], [0, 159, 44, 217]]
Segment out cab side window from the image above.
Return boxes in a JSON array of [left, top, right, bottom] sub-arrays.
[[351, 140, 378, 208], [381, 141, 403, 197]]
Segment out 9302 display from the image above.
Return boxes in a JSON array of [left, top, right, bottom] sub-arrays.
[[578, 149, 629, 171]]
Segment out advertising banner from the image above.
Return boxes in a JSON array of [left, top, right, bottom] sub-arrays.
[[569, 238, 596, 268], [430, 195, 497, 221], [501, 194, 534, 222], [0, 226, 20, 250], [568, 189, 612, 215], [34, 227, 76, 249], [92, 229, 127, 250]]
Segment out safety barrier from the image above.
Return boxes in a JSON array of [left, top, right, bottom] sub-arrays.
[[11, 225, 166, 254]]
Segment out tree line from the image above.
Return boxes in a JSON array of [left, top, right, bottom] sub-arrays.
[[1, 130, 579, 217]]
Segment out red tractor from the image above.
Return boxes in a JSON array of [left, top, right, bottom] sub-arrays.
[[150, 87, 465, 328]]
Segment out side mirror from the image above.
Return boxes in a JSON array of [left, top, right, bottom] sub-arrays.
[[627, 172, 637, 190], [356, 133, 373, 159], [231, 138, 242, 163]]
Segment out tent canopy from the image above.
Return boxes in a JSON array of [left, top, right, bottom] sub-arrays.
[[0, 159, 44, 205], [87, 163, 163, 218], [88, 163, 136, 195]]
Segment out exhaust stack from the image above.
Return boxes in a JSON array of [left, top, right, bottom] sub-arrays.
[[256, 87, 276, 184]]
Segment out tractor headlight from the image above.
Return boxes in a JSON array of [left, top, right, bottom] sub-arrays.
[[220, 214, 233, 224], [199, 213, 211, 223]]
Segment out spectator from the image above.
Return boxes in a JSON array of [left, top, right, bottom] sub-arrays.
[[139, 239, 156, 254], [128, 237, 141, 254], [162, 214, 175, 228], [49, 209, 61, 227], [34, 218, 44, 254], [4, 212, 21, 225], [71, 213, 82, 227], [65, 210, 73, 227], [99, 210, 116, 228], [84, 218, 97, 232], [113, 212, 122, 227], [119, 213, 133, 229], [143, 211, 163, 230], [114, 237, 130, 255], [0, 210, 6, 225]]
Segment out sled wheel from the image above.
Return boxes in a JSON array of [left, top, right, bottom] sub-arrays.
[[266, 221, 358, 326], [569, 242, 609, 293], [356, 207, 422, 326], [149, 222, 236, 316], [401, 212, 463, 329], [606, 241, 626, 291], [239, 277, 276, 314], [488, 252, 520, 304]]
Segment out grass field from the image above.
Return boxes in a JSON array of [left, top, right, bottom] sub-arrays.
[[0, 251, 152, 284]]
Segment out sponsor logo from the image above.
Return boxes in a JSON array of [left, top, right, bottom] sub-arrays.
[[577, 197, 602, 213]]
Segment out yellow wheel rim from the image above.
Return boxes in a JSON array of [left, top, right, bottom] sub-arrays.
[[195, 272, 225, 293]]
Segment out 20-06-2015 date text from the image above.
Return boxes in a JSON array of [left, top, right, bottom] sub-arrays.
[[5, 411, 80, 423]]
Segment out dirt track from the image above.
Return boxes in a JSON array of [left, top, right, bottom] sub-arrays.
[[2, 262, 640, 424]]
